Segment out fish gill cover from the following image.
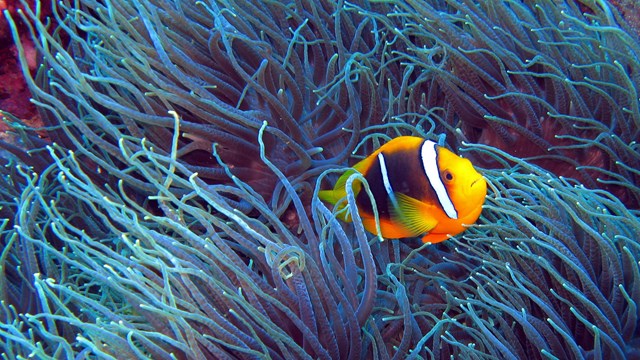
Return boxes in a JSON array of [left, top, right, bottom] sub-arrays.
[[0, 0, 639, 359]]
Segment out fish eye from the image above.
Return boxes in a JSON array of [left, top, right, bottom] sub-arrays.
[[443, 170, 454, 182]]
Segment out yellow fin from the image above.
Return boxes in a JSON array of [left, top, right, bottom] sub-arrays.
[[318, 147, 381, 206], [318, 169, 358, 205], [318, 189, 346, 206], [390, 193, 438, 236], [319, 169, 363, 223]]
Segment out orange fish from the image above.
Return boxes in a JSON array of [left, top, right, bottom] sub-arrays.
[[319, 136, 487, 243]]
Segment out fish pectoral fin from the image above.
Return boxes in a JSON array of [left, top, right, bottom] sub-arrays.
[[390, 193, 438, 236]]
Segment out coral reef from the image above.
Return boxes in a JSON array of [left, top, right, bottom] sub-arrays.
[[1, 0, 639, 359]]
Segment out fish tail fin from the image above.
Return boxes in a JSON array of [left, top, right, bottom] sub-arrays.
[[318, 187, 347, 205], [318, 152, 374, 205], [318, 169, 356, 204], [318, 169, 363, 222], [317, 189, 350, 222]]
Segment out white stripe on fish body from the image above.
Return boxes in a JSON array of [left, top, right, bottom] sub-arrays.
[[420, 140, 458, 219], [377, 152, 399, 211]]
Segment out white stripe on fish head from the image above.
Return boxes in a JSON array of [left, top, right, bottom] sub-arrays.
[[420, 140, 458, 219]]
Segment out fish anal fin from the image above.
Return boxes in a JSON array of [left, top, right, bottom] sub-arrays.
[[421, 232, 451, 244], [391, 193, 438, 237]]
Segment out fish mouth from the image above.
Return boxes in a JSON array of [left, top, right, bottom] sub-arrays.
[[470, 176, 485, 187]]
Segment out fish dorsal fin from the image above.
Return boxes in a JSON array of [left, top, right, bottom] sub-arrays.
[[389, 193, 439, 237]]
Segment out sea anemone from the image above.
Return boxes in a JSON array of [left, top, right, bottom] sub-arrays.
[[1, 0, 639, 358], [1, 120, 639, 358], [347, 0, 640, 207], [6, 0, 640, 204], [4, 0, 388, 210]]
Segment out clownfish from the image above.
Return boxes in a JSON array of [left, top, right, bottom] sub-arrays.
[[318, 136, 487, 244]]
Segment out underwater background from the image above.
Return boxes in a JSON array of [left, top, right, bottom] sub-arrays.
[[0, 0, 639, 359]]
